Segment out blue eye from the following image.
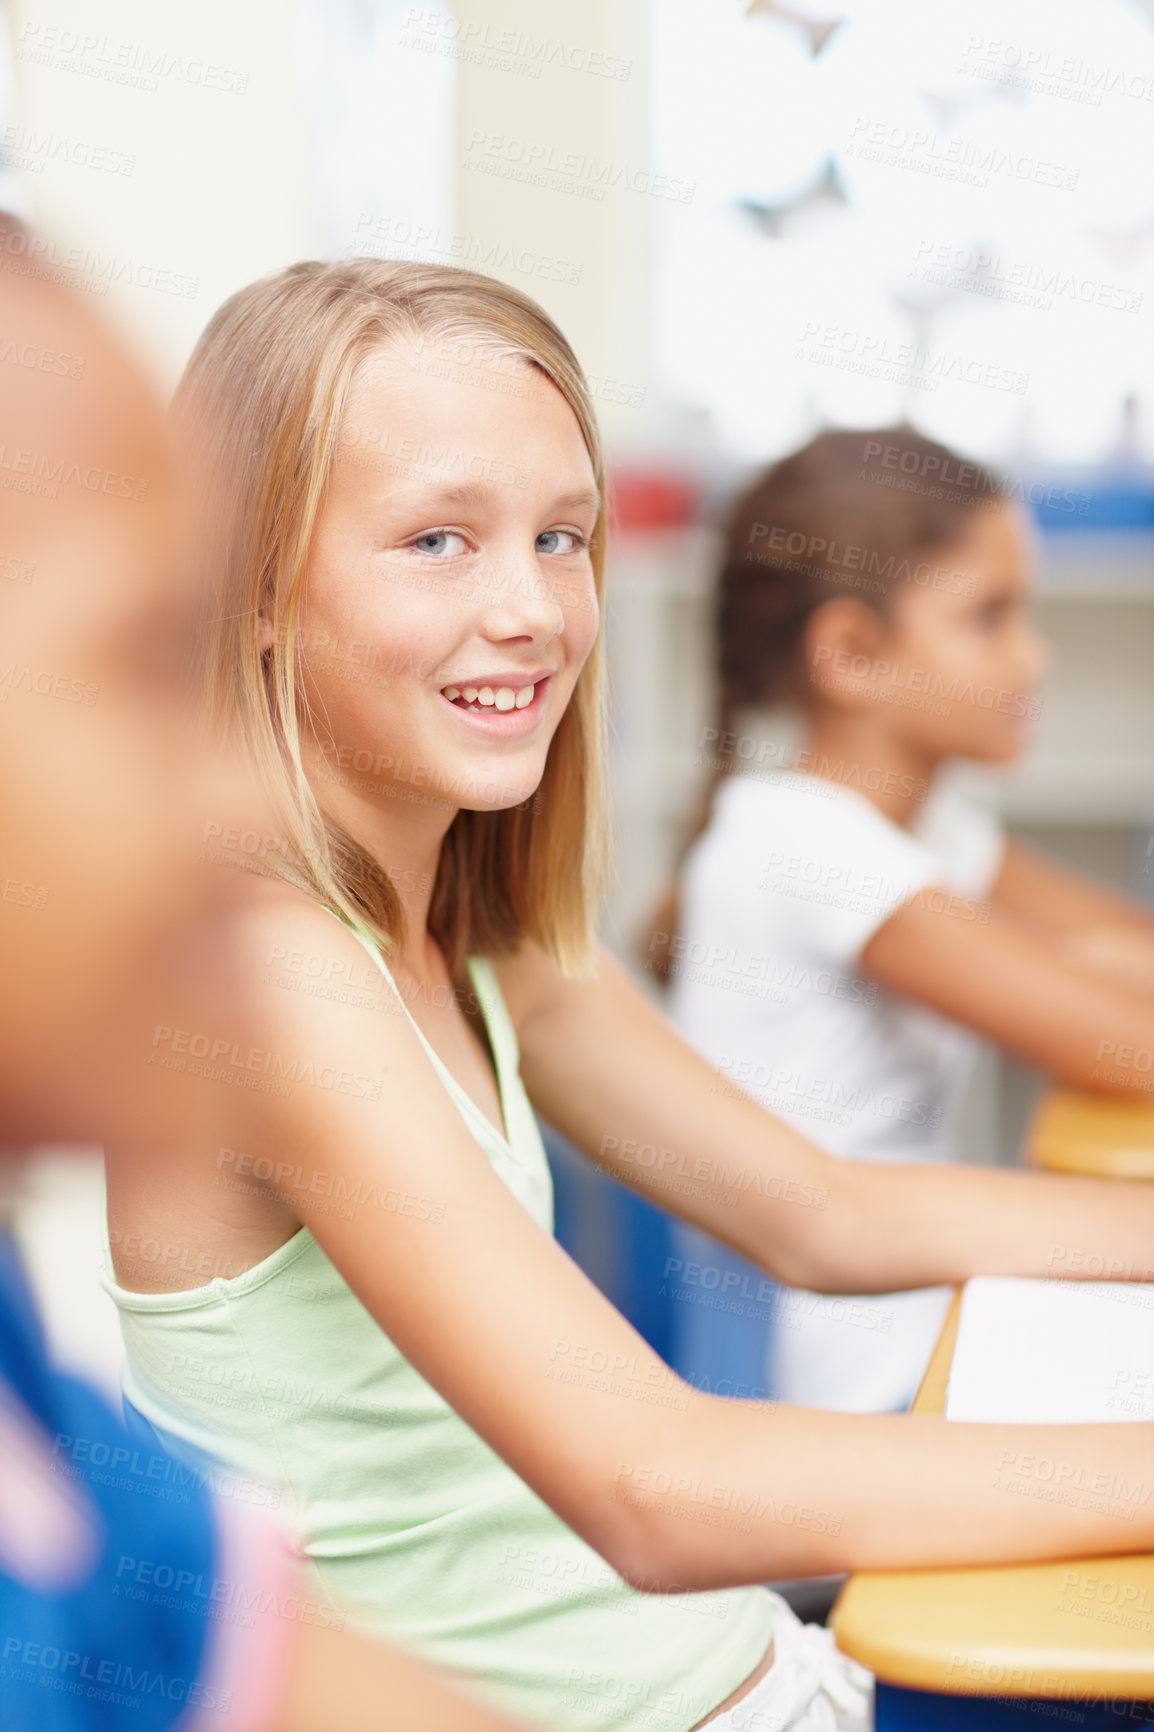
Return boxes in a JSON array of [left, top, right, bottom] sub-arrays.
[[536, 530, 583, 555], [410, 530, 469, 558]]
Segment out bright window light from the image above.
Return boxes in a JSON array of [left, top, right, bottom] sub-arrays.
[[652, 0, 1154, 466]]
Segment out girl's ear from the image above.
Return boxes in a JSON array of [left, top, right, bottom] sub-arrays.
[[803, 596, 888, 711], [257, 615, 275, 654]]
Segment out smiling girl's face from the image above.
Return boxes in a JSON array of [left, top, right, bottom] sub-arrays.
[[291, 338, 601, 823]]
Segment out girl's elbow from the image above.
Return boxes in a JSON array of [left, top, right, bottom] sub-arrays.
[[604, 1520, 713, 1596], [607, 1517, 831, 1595], [771, 1237, 834, 1294], [771, 1180, 860, 1294], [593, 1481, 712, 1594]]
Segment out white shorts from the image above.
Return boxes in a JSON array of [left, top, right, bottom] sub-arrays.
[[706, 1592, 873, 1731]]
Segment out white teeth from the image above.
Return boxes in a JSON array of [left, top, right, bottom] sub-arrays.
[[447, 680, 537, 712]]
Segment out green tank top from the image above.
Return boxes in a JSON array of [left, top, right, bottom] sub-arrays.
[[101, 935, 774, 1731]]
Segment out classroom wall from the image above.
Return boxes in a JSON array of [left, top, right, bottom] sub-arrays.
[[6, 0, 325, 384], [450, 0, 655, 456]]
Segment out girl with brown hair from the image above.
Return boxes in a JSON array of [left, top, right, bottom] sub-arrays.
[[659, 427, 1154, 1414]]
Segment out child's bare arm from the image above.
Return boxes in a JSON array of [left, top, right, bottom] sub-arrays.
[[991, 843, 1154, 995], [220, 905, 1154, 1592], [993, 840, 1154, 936], [864, 889, 1154, 1094], [500, 938, 1154, 1292]]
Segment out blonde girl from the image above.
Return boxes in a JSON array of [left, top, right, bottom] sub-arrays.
[[102, 262, 1154, 1732]]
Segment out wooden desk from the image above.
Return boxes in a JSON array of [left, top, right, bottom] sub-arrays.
[[1028, 1090, 1154, 1179], [830, 1291, 1154, 1722]]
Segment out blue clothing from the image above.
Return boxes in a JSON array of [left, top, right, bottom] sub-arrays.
[[0, 1230, 218, 1731]]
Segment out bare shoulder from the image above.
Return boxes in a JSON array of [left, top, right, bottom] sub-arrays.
[[217, 876, 406, 1075]]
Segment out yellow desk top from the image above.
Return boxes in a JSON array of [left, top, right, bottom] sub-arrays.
[[1028, 1090, 1154, 1180], [830, 1292, 1154, 1699]]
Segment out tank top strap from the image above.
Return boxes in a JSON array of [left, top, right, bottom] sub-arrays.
[[328, 913, 526, 1161], [333, 917, 510, 1057], [464, 955, 521, 1079]]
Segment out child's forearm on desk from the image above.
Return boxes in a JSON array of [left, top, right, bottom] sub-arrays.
[[806, 1159, 1154, 1293], [625, 1401, 1154, 1585]]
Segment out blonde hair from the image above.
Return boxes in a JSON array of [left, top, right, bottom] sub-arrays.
[[177, 258, 608, 977]]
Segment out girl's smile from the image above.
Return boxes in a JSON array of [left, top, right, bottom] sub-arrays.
[[438, 671, 554, 734]]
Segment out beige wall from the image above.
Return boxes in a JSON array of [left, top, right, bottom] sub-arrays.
[[452, 0, 655, 454], [4, 0, 656, 435], [6, 0, 324, 386]]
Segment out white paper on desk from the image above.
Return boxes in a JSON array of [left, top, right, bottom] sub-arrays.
[[945, 1277, 1154, 1424]]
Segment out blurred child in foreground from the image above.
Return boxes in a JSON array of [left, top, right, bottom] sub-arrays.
[[0, 229, 531, 1732]]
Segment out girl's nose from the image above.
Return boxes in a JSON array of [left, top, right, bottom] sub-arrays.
[[479, 559, 566, 643]]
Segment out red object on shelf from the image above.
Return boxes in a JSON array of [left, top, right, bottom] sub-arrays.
[[607, 466, 702, 532]]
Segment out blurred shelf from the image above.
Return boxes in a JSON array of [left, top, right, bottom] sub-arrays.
[[606, 523, 718, 596], [998, 756, 1154, 825], [607, 525, 1154, 601], [1037, 533, 1154, 600]]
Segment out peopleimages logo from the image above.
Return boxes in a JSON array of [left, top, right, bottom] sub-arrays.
[[860, 438, 1092, 515], [16, 22, 249, 95], [115, 1553, 345, 1627], [463, 130, 696, 203], [0, 1637, 231, 1713], [796, 320, 1028, 396], [909, 238, 1142, 316], [0, 228, 199, 300], [215, 1146, 445, 1224], [149, 1024, 383, 1100], [0, 444, 147, 499], [51, 1430, 281, 1511], [400, 10, 633, 81], [844, 115, 1078, 190], [748, 523, 977, 595]]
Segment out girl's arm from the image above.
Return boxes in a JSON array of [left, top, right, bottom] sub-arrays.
[[499, 938, 1154, 1292], [992, 840, 1154, 995], [862, 887, 1154, 1094], [226, 903, 1154, 1595], [993, 839, 1154, 935]]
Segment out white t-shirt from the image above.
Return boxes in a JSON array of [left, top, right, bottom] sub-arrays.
[[670, 770, 1004, 1162], [668, 769, 1005, 1411]]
